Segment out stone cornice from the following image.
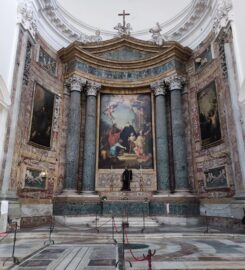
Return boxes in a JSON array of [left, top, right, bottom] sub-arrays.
[[58, 38, 192, 70], [59, 38, 191, 88]]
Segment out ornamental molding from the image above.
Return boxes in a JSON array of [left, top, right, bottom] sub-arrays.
[[212, 0, 233, 35], [40, 0, 102, 43], [165, 75, 186, 91], [150, 81, 167, 96], [167, 0, 209, 41], [17, 0, 37, 39], [86, 81, 101, 96], [33, 0, 215, 49], [65, 75, 86, 92]]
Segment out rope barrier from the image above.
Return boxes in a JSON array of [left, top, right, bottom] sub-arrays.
[[125, 228, 145, 262], [0, 227, 17, 242], [113, 220, 119, 233]]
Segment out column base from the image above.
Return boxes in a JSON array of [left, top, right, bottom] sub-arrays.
[[61, 189, 79, 196], [234, 192, 245, 200], [153, 190, 171, 196], [173, 189, 193, 196], [81, 191, 99, 197]]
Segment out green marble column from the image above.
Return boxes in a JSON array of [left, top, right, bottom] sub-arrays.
[[82, 82, 101, 193], [151, 81, 170, 192], [64, 75, 86, 192], [167, 75, 189, 192]]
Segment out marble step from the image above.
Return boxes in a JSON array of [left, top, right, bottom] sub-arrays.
[[89, 217, 159, 228], [55, 216, 160, 228]]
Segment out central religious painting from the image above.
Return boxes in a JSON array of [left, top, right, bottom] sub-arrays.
[[98, 93, 154, 169]]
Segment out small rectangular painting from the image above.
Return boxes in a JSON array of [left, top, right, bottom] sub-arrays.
[[38, 47, 57, 76], [197, 81, 222, 147], [194, 46, 212, 72], [204, 166, 228, 189], [24, 168, 46, 189], [29, 84, 55, 148], [99, 93, 153, 169]]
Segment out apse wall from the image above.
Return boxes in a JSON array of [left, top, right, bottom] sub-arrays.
[[1, 0, 245, 229], [1, 32, 65, 226]]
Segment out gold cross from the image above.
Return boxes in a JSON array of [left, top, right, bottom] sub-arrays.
[[118, 10, 130, 28]]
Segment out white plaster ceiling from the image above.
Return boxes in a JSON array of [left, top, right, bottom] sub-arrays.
[[57, 0, 192, 33]]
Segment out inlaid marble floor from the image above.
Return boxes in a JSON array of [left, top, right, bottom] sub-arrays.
[[10, 244, 117, 270], [1, 225, 245, 270], [124, 238, 245, 269]]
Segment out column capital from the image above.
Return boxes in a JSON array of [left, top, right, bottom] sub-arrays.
[[150, 80, 167, 96], [86, 81, 101, 96], [165, 75, 186, 91], [65, 75, 86, 92]]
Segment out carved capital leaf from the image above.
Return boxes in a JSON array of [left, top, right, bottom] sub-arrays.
[[165, 75, 186, 91], [150, 80, 166, 96], [86, 81, 101, 96], [65, 75, 86, 92]]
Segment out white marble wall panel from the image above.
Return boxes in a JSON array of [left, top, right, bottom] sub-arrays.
[[200, 202, 244, 219], [21, 204, 53, 217]]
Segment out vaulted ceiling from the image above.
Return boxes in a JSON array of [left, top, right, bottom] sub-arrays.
[[57, 0, 192, 33], [35, 0, 221, 50]]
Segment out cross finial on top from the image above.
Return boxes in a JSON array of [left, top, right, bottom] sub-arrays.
[[118, 10, 130, 28], [114, 10, 132, 36]]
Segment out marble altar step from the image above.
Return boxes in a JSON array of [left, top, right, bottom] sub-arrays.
[[99, 191, 153, 201], [55, 216, 160, 228], [90, 216, 160, 228]]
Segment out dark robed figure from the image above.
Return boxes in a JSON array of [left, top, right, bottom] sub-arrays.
[[121, 168, 132, 191]]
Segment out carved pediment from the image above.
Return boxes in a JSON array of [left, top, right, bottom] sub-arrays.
[[97, 46, 155, 61], [58, 36, 192, 87]]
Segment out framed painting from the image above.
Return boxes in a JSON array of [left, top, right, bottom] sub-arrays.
[[194, 46, 212, 73], [197, 81, 222, 147], [29, 84, 55, 148], [38, 47, 57, 76], [24, 168, 46, 189], [204, 166, 228, 189], [98, 93, 154, 169]]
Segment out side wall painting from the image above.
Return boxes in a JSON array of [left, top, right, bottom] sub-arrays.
[[197, 81, 222, 147], [99, 94, 153, 169], [204, 166, 228, 189], [24, 168, 46, 189], [29, 84, 55, 148]]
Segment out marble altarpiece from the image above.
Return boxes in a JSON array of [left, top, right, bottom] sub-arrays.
[[3, 29, 240, 224], [52, 36, 200, 216]]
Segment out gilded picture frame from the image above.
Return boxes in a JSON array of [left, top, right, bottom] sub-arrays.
[[98, 93, 154, 169]]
